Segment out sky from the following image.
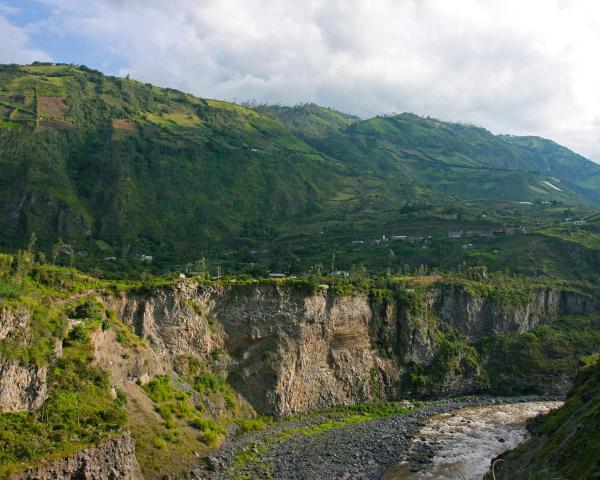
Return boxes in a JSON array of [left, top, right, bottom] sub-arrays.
[[1, 0, 599, 162]]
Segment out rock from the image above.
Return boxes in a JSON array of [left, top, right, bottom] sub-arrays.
[[0, 360, 47, 412], [107, 282, 593, 416], [206, 456, 221, 472], [10, 434, 142, 479], [190, 467, 204, 477]]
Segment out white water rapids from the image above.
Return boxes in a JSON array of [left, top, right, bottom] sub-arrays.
[[382, 401, 562, 480]]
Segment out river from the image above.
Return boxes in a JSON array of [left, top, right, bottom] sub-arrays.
[[382, 401, 562, 480]]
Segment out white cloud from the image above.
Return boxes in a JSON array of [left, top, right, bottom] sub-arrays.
[[24, 0, 600, 161], [0, 13, 51, 64]]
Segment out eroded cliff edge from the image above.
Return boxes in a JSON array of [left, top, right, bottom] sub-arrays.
[[10, 434, 142, 480], [2, 274, 598, 479], [105, 279, 599, 416]]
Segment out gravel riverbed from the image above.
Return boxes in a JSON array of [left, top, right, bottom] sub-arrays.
[[187, 395, 559, 480]]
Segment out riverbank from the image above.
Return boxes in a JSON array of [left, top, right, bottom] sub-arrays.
[[383, 401, 562, 480], [191, 396, 560, 480]]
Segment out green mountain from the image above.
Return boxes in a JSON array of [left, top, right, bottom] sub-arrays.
[[1, 63, 600, 277]]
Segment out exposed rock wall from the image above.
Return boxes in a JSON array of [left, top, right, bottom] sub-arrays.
[[211, 286, 399, 416], [0, 307, 30, 342], [109, 284, 399, 416], [10, 434, 142, 480], [105, 282, 599, 415], [0, 307, 48, 412], [432, 285, 598, 339], [106, 281, 599, 415], [91, 328, 167, 387], [0, 361, 47, 412]]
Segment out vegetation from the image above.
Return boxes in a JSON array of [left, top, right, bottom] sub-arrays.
[[0, 203, 597, 477], [0, 304, 126, 477], [1, 63, 600, 281], [494, 358, 600, 479], [141, 375, 227, 447], [480, 315, 600, 393]]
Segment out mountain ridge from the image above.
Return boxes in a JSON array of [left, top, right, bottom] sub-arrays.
[[1, 62, 599, 277]]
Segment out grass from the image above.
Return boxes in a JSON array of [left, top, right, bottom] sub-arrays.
[[235, 417, 272, 434], [194, 372, 237, 410], [141, 375, 228, 448]]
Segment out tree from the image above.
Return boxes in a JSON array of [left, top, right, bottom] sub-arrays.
[[51, 237, 64, 265], [27, 232, 37, 253]]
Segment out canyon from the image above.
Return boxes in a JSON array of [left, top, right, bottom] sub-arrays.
[[2, 277, 598, 479]]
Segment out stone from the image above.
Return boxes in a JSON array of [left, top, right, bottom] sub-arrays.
[[11, 434, 142, 480]]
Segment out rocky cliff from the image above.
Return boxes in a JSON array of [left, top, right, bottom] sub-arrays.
[[108, 283, 399, 416], [2, 275, 598, 478], [432, 284, 597, 339], [0, 361, 47, 413], [106, 280, 599, 415], [10, 434, 142, 480], [0, 307, 48, 412]]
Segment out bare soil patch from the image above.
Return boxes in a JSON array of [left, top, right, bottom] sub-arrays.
[[112, 118, 139, 131], [38, 96, 68, 121]]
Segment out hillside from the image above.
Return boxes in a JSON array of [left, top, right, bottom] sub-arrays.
[[1, 251, 599, 478], [491, 357, 600, 479], [1, 63, 600, 278]]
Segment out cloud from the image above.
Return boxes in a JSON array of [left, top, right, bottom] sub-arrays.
[[13, 0, 600, 161], [0, 12, 51, 64]]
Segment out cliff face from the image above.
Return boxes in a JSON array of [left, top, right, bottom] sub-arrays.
[[10, 434, 142, 480], [432, 285, 597, 339], [0, 361, 47, 413], [108, 281, 599, 415], [3, 279, 595, 418], [0, 307, 48, 412], [1, 277, 598, 479], [110, 284, 399, 416]]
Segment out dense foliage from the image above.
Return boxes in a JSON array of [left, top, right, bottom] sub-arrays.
[[494, 358, 600, 479], [2, 63, 600, 280]]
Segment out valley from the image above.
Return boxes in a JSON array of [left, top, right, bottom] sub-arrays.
[[0, 251, 599, 478], [0, 62, 599, 479]]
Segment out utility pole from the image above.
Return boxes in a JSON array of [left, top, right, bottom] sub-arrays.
[[76, 395, 81, 428]]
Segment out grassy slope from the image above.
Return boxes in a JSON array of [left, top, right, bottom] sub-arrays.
[[0, 254, 242, 479], [1, 64, 600, 280], [0, 64, 345, 260], [493, 358, 600, 479]]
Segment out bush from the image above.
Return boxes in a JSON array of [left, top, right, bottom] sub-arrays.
[[70, 299, 102, 320], [143, 376, 177, 403], [152, 437, 167, 449], [236, 417, 270, 434], [0, 279, 23, 299], [202, 429, 222, 448], [194, 373, 237, 409]]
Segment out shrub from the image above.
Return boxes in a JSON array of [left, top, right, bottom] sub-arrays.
[[194, 373, 237, 409], [0, 279, 23, 299], [202, 429, 222, 448], [236, 417, 270, 434], [152, 437, 167, 449], [143, 376, 176, 403]]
